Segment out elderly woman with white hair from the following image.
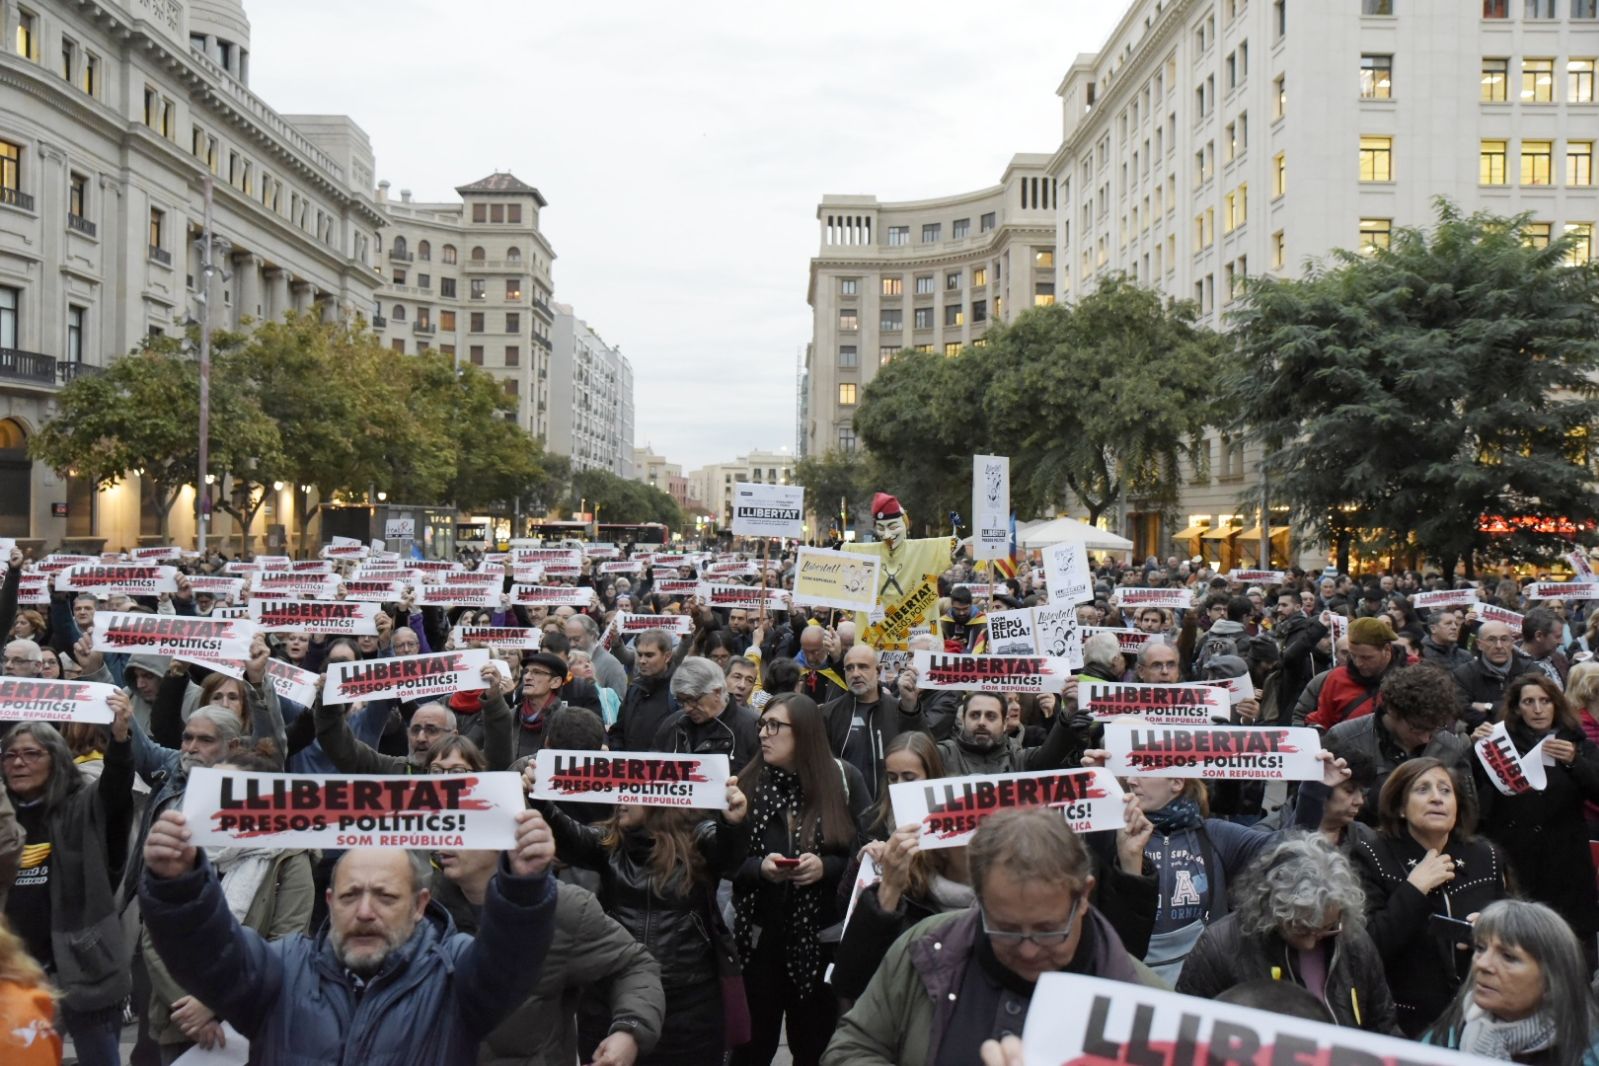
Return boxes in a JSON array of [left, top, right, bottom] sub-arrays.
[[1175, 833, 1397, 1032], [1424, 900, 1599, 1065]]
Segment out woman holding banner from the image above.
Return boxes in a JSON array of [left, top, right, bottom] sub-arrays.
[[1350, 757, 1510, 1037], [1468, 675, 1599, 966], [1423, 900, 1599, 1065], [732, 693, 870, 1066]]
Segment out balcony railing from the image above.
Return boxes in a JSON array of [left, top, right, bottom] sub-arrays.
[[389, 248, 414, 262], [371, 314, 386, 328], [1, 187, 34, 212], [0, 348, 57, 385], [532, 298, 553, 317], [413, 322, 436, 335], [67, 213, 97, 238], [58, 361, 101, 383], [149, 245, 172, 266]]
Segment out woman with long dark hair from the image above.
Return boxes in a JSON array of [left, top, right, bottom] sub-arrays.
[[731, 694, 869, 1066]]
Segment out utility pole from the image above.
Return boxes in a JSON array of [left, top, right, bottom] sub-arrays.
[[196, 176, 214, 556]]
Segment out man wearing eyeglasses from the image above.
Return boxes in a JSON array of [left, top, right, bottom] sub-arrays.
[[1451, 620, 1536, 729], [2, 638, 42, 678], [825, 808, 1160, 1065], [316, 664, 511, 774]]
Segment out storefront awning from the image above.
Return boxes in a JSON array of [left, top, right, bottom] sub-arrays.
[[1172, 524, 1212, 541], [1237, 525, 1291, 541], [1202, 526, 1244, 540]]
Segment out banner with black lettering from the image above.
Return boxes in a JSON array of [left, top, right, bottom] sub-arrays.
[[1043, 541, 1093, 605], [185, 576, 246, 600], [985, 604, 1083, 668], [653, 578, 700, 597], [513, 547, 581, 569], [1475, 602, 1524, 628], [889, 767, 1124, 850], [58, 563, 179, 596], [1082, 625, 1154, 655], [17, 575, 48, 605], [731, 482, 805, 539], [130, 545, 181, 562], [971, 455, 1010, 561], [1081, 682, 1227, 725], [0, 678, 120, 724], [1474, 721, 1550, 796], [263, 658, 319, 709], [510, 584, 594, 608], [1227, 568, 1286, 585], [528, 750, 729, 809], [1103, 722, 1324, 780], [417, 583, 500, 608], [249, 599, 380, 636], [250, 571, 341, 599], [1113, 587, 1193, 611], [614, 612, 694, 637], [92, 612, 255, 660], [1411, 588, 1480, 610], [450, 626, 543, 651], [1524, 581, 1599, 601], [698, 583, 787, 613], [324, 649, 490, 703], [181, 767, 525, 850], [343, 577, 406, 603], [1020, 972, 1499, 1066], [911, 652, 1073, 693]]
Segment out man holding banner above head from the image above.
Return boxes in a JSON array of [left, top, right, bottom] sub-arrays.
[[823, 807, 1161, 1066], [316, 660, 513, 774], [842, 493, 953, 652], [138, 801, 559, 1065]]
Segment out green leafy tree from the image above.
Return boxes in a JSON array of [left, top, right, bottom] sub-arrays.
[[793, 450, 871, 536], [1226, 202, 1599, 576], [982, 278, 1230, 523], [30, 333, 281, 541], [569, 468, 683, 529]]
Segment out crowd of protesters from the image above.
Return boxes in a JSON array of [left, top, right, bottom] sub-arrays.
[[4, 536, 1599, 1064]]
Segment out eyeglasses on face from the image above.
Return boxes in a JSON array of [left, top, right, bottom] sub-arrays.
[[408, 723, 451, 738], [428, 764, 475, 775], [757, 718, 793, 736], [1286, 917, 1343, 940], [981, 895, 1084, 948], [1, 749, 48, 765]]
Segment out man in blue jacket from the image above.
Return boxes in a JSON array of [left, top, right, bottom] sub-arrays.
[[138, 806, 558, 1064]]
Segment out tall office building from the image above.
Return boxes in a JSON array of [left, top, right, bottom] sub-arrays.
[[549, 302, 634, 477]]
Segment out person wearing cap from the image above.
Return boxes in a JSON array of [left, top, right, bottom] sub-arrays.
[[938, 586, 986, 653], [1306, 617, 1406, 733], [841, 493, 952, 648]]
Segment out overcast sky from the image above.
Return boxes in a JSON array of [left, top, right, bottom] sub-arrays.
[[248, 1, 1126, 471]]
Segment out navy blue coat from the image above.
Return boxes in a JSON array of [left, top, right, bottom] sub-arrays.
[[141, 853, 557, 1065]]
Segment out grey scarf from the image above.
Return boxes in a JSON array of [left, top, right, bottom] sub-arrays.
[[1459, 1000, 1558, 1060]]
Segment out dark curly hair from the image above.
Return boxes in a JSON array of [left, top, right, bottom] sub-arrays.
[[1378, 662, 1457, 732]]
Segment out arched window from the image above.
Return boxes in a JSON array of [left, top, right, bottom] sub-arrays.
[[392, 304, 406, 321], [392, 236, 407, 256], [470, 246, 485, 261], [0, 417, 30, 537], [417, 240, 431, 260], [506, 246, 522, 262], [442, 244, 457, 264]]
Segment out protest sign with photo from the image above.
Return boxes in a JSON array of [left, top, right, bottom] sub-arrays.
[[984, 605, 1083, 669], [0, 678, 120, 724], [731, 482, 805, 539], [92, 611, 255, 660], [910, 652, 1073, 693], [1103, 722, 1324, 780], [971, 455, 1010, 561], [1043, 541, 1093, 606], [181, 767, 525, 850], [1081, 681, 1228, 725], [528, 750, 729, 809], [324, 649, 490, 703], [249, 599, 380, 636], [791, 546, 880, 612], [58, 563, 179, 596], [889, 767, 1124, 850], [450, 625, 543, 651]]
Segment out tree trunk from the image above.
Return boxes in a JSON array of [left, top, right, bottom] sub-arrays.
[[1336, 534, 1351, 576]]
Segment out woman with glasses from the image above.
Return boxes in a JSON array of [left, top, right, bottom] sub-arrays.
[[1, 695, 135, 1066], [1423, 899, 1599, 1065], [1176, 834, 1397, 1031], [1350, 757, 1510, 1036], [1468, 674, 1599, 966], [731, 694, 869, 1066]]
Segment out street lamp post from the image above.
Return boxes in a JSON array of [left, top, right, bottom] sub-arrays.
[[193, 177, 231, 556]]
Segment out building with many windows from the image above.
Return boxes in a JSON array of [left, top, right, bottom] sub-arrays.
[[632, 445, 698, 511], [0, 0, 382, 548], [371, 174, 556, 439], [689, 449, 798, 529], [549, 302, 634, 477], [803, 155, 1059, 457], [1048, 0, 1597, 562]]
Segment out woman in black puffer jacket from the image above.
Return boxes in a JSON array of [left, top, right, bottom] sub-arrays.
[[539, 781, 751, 1066]]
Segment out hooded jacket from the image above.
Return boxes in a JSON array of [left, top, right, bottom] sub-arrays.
[[140, 853, 559, 1066]]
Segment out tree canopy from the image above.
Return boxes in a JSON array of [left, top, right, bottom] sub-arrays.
[[1225, 202, 1599, 575], [567, 467, 683, 529]]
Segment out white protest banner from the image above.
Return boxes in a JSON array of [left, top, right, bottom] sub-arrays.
[[420, 570, 498, 588], [0, 537, 13, 558], [130, 545, 181, 562], [181, 767, 525, 850], [92, 612, 256, 660], [529, 751, 730, 809], [1103, 721, 1323, 780], [288, 560, 334, 574], [249, 599, 380, 636], [37, 554, 92, 574], [1571, 550, 1596, 580], [0, 678, 119, 724], [985, 605, 1083, 669], [371, 539, 387, 554], [206, 607, 250, 621], [889, 767, 1124, 851], [250, 571, 340, 599], [1081, 681, 1227, 725], [514, 547, 582, 569], [1476, 602, 1525, 628], [343, 577, 406, 603], [185, 576, 245, 600], [450, 625, 542, 652], [320, 537, 369, 560], [1524, 581, 1599, 601], [416, 584, 500, 609], [510, 584, 594, 608], [1324, 610, 1349, 648], [58, 563, 179, 596], [911, 652, 1073, 694], [1112, 586, 1194, 611], [1043, 541, 1093, 606], [1474, 720, 1550, 796], [615, 612, 694, 637], [791, 546, 880, 613], [1082, 625, 1153, 655], [584, 544, 620, 560], [971, 455, 1010, 561], [1019, 972, 1500, 1066], [174, 654, 246, 679], [1227, 568, 1287, 585], [324, 649, 491, 704], [385, 517, 416, 541], [1209, 669, 1256, 706], [222, 560, 261, 575], [98, 552, 124, 563], [698, 583, 787, 613], [542, 563, 583, 579], [1411, 588, 1480, 610], [985, 608, 1036, 655], [263, 658, 320, 709], [16, 575, 48, 605], [598, 560, 643, 575], [731, 482, 805, 539], [410, 559, 462, 574], [651, 554, 690, 568], [255, 555, 291, 568], [653, 578, 700, 597]]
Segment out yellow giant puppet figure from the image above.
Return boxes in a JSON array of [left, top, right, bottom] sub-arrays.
[[842, 492, 953, 651]]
